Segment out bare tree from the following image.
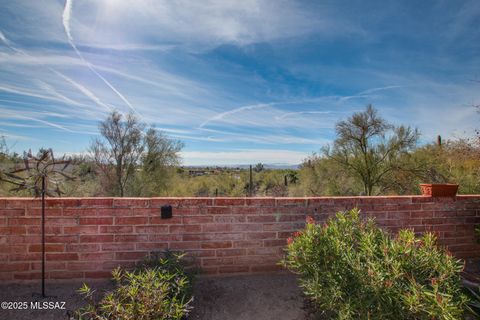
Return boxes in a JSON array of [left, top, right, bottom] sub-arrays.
[[325, 105, 419, 195], [90, 111, 184, 197], [90, 111, 145, 197]]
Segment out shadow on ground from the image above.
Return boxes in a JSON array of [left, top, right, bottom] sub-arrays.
[[0, 273, 318, 320], [189, 273, 314, 320]]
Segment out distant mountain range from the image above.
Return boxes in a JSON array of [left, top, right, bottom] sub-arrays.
[[184, 164, 300, 170]]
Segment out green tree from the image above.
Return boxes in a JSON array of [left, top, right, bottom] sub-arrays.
[[292, 154, 359, 196], [254, 163, 265, 172], [134, 128, 184, 196], [326, 105, 419, 195]]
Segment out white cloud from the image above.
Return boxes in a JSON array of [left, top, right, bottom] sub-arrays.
[[0, 51, 83, 66], [58, 0, 361, 52]]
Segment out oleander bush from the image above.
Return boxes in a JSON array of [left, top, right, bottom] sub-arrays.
[[75, 252, 193, 320], [282, 209, 470, 319]]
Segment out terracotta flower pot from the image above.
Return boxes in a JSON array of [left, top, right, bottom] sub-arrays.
[[419, 183, 459, 197]]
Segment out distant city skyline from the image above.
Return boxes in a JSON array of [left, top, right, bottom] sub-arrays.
[[0, 0, 479, 165]]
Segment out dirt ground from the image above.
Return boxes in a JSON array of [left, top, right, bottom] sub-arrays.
[[0, 273, 318, 320], [189, 273, 315, 320], [0, 279, 113, 320]]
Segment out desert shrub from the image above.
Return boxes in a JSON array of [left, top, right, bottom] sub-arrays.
[[282, 209, 469, 319], [75, 252, 193, 320]]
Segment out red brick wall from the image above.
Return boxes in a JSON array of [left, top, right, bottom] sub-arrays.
[[1, 196, 479, 281]]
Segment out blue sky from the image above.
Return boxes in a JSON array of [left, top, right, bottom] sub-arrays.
[[0, 0, 479, 165]]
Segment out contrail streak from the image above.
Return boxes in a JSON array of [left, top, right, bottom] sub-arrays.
[[62, 0, 140, 116], [0, 29, 105, 115], [54, 71, 112, 112], [339, 85, 403, 102], [199, 103, 271, 128]]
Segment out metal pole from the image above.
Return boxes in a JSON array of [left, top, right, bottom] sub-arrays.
[[41, 175, 45, 298], [249, 165, 253, 197]]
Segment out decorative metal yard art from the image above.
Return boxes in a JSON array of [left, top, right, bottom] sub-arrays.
[[0, 149, 74, 297]]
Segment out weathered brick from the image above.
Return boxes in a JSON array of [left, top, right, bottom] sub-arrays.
[[184, 216, 215, 224], [4, 200, 27, 209], [201, 224, 231, 232], [66, 243, 100, 252], [135, 242, 168, 251], [99, 226, 133, 234], [49, 271, 84, 279], [45, 235, 79, 244], [149, 234, 183, 242], [67, 261, 101, 271], [7, 236, 40, 247], [101, 243, 135, 251], [79, 252, 114, 261], [115, 217, 148, 225], [64, 226, 99, 234], [46, 253, 78, 261], [79, 217, 113, 225], [135, 225, 169, 234], [169, 241, 200, 250], [149, 216, 183, 224], [80, 235, 113, 243], [115, 235, 148, 242], [216, 248, 246, 257], [8, 217, 40, 225], [213, 198, 246, 206], [206, 206, 232, 215], [31, 261, 66, 271], [245, 232, 276, 240], [10, 253, 41, 261], [97, 208, 131, 216], [202, 257, 235, 267], [27, 208, 62, 216], [29, 244, 64, 252], [183, 233, 243, 241], [0, 226, 26, 235], [115, 251, 146, 260], [14, 273, 42, 280], [63, 208, 96, 216], [170, 225, 202, 233], [184, 249, 215, 258], [102, 260, 137, 270], [247, 215, 277, 223], [264, 239, 287, 247], [113, 198, 150, 207], [201, 241, 232, 249], [78, 198, 113, 207], [246, 198, 276, 207], [0, 263, 29, 272], [231, 224, 262, 232], [1, 196, 479, 280], [276, 198, 306, 207], [247, 247, 281, 256], [26, 226, 63, 235], [233, 240, 263, 248]]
